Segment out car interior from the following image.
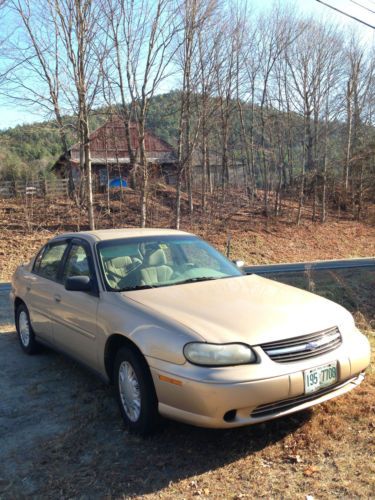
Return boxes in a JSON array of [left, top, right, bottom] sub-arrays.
[[98, 238, 232, 291], [33, 237, 238, 292], [102, 245, 173, 289]]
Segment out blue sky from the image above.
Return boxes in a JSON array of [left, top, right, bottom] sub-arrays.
[[1, 0, 374, 130]]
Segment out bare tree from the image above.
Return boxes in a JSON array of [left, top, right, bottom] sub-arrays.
[[256, 7, 302, 216], [0, 0, 13, 88], [213, 10, 239, 198], [236, 8, 261, 203], [173, 0, 216, 228], [4, 0, 77, 192], [343, 35, 375, 218], [195, 8, 221, 211], [52, 0, 109, 230], [102, 0, 136, 186], [1, 0, 375, 228], [285, 19, 340, 223], [105, 0, 180, 228]]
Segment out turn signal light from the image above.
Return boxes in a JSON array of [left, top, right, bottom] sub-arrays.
[[159, 375, 182, 386]]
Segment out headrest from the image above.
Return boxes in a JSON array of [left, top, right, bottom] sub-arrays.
[[100, 243, 140, 259], [144, 249, 167, 267], [109, 255, 132, 269]]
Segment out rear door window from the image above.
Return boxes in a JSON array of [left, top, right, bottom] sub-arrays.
[[32, 246, 46, 273], [37, 242, 69, 282]]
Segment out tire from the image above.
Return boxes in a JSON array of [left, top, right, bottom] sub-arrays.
[[114, 346, 159, 435], [15, 303, 39, 354]]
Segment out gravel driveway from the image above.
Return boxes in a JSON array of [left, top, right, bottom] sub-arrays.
[[1, 282, 373, 499]]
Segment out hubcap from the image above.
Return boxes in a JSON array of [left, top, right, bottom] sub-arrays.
[[19, 311, 30, 347], [118, 361, 141, 422]]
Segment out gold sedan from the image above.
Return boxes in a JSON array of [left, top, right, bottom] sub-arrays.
[[11, 229, 371, 434]]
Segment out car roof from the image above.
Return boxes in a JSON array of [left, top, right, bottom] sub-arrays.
[[52, 228, 193, 243]]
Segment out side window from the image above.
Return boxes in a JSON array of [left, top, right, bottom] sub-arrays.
[[38, 242, 69, 281], [32, 246, 46, 273], [63, 244, 91, 282]]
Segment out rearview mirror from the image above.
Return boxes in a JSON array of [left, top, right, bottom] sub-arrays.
[[65, 275, 92, 292], [232, 260, 244, 268]]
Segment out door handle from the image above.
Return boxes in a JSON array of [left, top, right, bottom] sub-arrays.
[[54, 294, 61, 303]]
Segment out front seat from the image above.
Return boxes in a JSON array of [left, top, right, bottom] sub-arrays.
[[106, 256, 132, 278], [140, 249, 173, 286], [105, 255, 142, 288]]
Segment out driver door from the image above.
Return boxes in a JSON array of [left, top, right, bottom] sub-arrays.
[[50, 239, 100, 370]]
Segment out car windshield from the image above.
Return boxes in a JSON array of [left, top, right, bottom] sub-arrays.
[[97, 235, 242, 291]]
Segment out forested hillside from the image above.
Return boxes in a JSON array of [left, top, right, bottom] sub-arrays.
[[0, 114, 106, 180], [0, 90, 361, 178]]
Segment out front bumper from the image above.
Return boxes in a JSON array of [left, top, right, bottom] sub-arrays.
[[148, 331, 370, 428]]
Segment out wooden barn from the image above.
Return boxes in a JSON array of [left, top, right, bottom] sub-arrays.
[[52, 117, 177, 188]]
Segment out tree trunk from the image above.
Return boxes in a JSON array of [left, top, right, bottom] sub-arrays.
[[83, 120, 95, 230], [138, 119, 148, 228]]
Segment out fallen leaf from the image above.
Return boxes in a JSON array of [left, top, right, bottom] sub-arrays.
[[304, 466, 320, 477], [287, 454, 303, 463]]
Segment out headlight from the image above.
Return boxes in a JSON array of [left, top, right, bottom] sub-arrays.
[[183, 342, 256, 366]]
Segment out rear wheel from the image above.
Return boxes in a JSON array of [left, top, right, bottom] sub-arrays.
[[114, 346, 159, 435], [15, 304, 39, 354]]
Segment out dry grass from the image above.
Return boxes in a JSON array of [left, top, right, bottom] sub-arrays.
[[1, 329, 371, 499], [0, 188, 374, 498], [1, 188, 374, 281], [9, 331, 374, 499]]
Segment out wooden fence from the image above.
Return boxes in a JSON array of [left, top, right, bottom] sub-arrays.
[[0, 179, 69, 198], [0, 181, 13, 198]]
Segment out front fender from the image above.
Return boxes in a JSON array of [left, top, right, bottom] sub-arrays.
[[96, 292, 203, 369]]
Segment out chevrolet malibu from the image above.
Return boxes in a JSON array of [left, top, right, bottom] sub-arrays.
[[11, 229, 370, 434]]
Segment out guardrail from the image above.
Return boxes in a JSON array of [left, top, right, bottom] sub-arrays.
[[2, 258, 373, 327], [244, 258, 375, 275], [1, 258, 373, 290]]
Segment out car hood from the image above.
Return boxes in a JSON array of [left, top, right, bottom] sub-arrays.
[[122, 274, 353, 345]]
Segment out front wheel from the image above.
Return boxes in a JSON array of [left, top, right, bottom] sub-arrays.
[[114, 346, 159, 435], [15, 304, 39, 354]]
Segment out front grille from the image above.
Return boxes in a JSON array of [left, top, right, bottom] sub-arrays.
[[251, 377, 355, 418], [261, 326, 342, 363]]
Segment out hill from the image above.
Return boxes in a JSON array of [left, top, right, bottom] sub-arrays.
[[0, 91, 317, 178], [1, 91, 373, 224]]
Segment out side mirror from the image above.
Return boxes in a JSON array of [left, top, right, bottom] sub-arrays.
[[232, 259, 244, 269], [65, 275, 92, 292]]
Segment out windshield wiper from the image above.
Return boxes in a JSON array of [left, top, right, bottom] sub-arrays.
[[119, 284, 155, 292], [119, 276, 220, 291], [176, 276, 218, 285]]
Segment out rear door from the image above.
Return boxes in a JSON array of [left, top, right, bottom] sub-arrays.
[[50, 239, 100, 370], [25, 240, 70, 344]]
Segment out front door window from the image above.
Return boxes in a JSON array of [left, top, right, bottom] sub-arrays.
[[63, 244, 91, 282]]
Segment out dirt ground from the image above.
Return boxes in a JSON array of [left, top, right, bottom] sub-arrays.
[[0, 276, 374, 499], [0, 191, 374, 498], [0, 319, 374, 499]]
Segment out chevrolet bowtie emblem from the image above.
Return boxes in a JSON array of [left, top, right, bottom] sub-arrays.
[[306, 341, 319, 351]]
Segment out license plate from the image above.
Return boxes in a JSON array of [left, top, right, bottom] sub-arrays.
[[304, 362, 337, 394]]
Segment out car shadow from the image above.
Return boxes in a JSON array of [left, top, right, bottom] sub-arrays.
[[41, 353, 312, 497], [1, 331, 312, 498], [115, 411, 312, 497]]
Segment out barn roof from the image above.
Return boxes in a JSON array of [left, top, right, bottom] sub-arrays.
[[52, 117, 177, 172], [70, 117, 176, 164]]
